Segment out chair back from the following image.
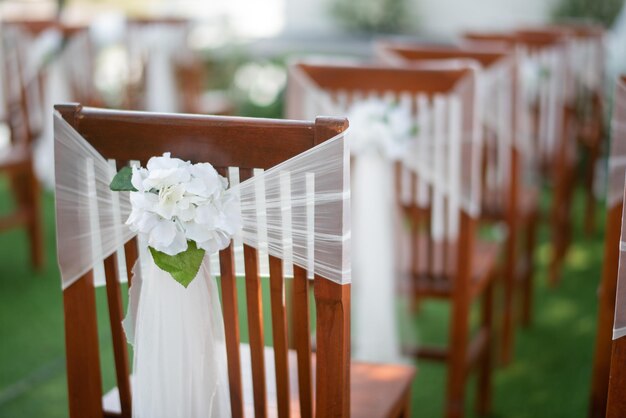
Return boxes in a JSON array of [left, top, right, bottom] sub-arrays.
[[1, 24, 45, 148], [55, 104, 350, 418], [287, 61, 481, 292], [374, 42, 518, 217]]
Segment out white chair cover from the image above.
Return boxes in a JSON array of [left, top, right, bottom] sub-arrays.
[[53, 111, 350, 417]]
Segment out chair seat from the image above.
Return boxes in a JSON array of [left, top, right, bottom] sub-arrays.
[[404, 237, 500, 299], [103, 344, 416, 418], [0, 144, 30, 171], [481, 187, 539, 222]]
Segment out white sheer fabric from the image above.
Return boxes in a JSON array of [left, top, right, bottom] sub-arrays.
[[609, 78, 626, 208], [54, 111, 350, 288], [377, 48, 514, 211], [54, 110, 350, 417], [287, 63, 480, 363], [129, 257, 231, 417], [612, 77, 626, 340], [127, 22, 189, 112], [608, 1, 626, 92]]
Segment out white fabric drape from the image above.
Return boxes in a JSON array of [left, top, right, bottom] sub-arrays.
[[128, 23, 189, 113], [128, 257, 231, 417]]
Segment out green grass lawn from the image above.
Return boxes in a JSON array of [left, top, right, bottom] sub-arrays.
[[0, 180, 604, 417]]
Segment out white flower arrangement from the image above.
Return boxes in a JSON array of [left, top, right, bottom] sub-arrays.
[[110, 153, 242, 287], [346, 98, 416, 160]]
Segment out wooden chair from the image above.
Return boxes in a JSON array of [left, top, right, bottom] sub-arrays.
[[374, 42, 540, 365], [588, 75, 626, 418], [464, 30, 576, 287], [125, 17, 233, 115], [529, 24, 606, 235], [0, 24, 45, 269], [516, 25, 605, 236], [55, 103, 415, 418], [287, 62, 498, 418]]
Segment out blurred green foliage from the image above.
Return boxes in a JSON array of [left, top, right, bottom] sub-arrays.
[[329, 0, 414, 33], [553, 0, 623, 27]]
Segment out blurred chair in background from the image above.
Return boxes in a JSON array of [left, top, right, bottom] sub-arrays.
[[589, 74, 626, 418], [125, 17, 234, 115], [0, 24, 45, 269], [464, 30, 576, 287], [374, 41, 538, 365], [288, 61, 497, 418]]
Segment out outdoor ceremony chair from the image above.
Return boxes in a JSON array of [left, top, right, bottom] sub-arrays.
[[464, 30, 576, 287], [287, 61, 497, 418], [374, 41, 539, 365], [519, 24, 606, 236], [125, 17, 233, 115], [54, 103, 415, 418], [589, 75, 626, 418], [0, 23, 45, 269]]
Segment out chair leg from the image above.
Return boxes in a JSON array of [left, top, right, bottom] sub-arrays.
[[445, 299, 470, 418], [583, 134, 600, 237], [10, 168, 44, 270], [501, 229, 516, 365], [521, 211, 539, 327], [477, 280, 494, 416], [27, 167, 44, 270], [398, 390, 412, 418]]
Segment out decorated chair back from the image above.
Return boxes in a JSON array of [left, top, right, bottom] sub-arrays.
[[287, 62, 481, 288], [374, 42, 518, 218], [464, 30, 573, 174], [1, 23, 47, 148], [125, 17, 191, 112], [54, 104, 350, 418]]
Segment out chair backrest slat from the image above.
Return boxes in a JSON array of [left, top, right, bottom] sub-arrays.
[[269, 255, 291, 418], [123, 238, 139, 288], [103, 254, 132, 418], [292, 265, 314, 418], [218, 241, 245, 417], [240, 166, 269, 417]]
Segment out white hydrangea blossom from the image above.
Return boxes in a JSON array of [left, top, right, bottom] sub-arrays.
[[346, 98, 415, 160], [126, 153, 242, 256]]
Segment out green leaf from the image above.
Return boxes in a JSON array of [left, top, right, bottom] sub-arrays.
[[149, 241, 206, 288], [110, 166, 137, 192]]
